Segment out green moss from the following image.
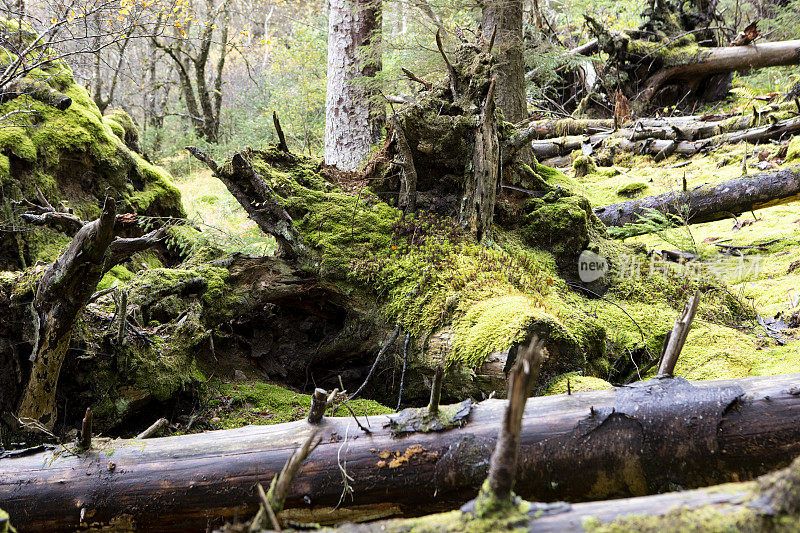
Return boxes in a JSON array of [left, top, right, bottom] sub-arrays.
[[97, 264, 134, 291], [0, 53, 184, 268], [616, 182, 649, 197], [543, 372, 613, 395], [207, 380, 392, 429], [573, 155, 598, 178], [786, 136, 800, 163], [26, 228, 70, 263], [520, 193, 594, 266], [0, 508, 16, 533], [451, 294, 549, 367]]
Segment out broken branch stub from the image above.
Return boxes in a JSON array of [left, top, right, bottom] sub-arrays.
[[482, 336, 547, 507], [658, 291, 701, 378]]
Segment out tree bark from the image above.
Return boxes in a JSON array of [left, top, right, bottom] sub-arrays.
[[324, 0, 383, 171], [641, 40, 800, 103], [343, 454, 800, 532], [4, 373, 800, 531], [15, 199, 166, 428], [594, 165, 800, 235]]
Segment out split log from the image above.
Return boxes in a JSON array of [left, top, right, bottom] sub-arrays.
[[341, 454, 800, 532], [595, 165, 800, 235], [186, 147, 308, 261], [3, 373, 800, 531]]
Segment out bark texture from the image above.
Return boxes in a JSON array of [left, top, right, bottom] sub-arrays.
[[324, 0, 383, 170], [15, 199, 166, 428], [343, 454, 800, 532], [594, 165, 800, 235], [3, 374, 800, 531]]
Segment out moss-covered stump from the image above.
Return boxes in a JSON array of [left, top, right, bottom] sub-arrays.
[[0, 23, 184, 269]]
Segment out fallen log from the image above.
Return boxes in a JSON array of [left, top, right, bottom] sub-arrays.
[[339, 453, 800, 532], [641, 40, 800, 103], [3, 373, 800, 531], [594, 165, 800, 235], [526, 113, 800, 161]]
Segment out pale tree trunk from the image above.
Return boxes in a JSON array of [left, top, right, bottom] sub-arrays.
[[324, 0, 383, 171]]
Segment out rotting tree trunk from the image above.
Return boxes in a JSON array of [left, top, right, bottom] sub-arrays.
[[15, 199, 166, 429], [460, 77, 500, 239], [4, 374, 800, 532], [341, 454, 800, 532], [522, 106, 800, 162], [324, 0, 383, 171], [641, 40, 800, 104], [595, 164, 800, 235]]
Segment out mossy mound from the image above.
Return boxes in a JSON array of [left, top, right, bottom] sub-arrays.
[[204, 380, 391, 430], [0, 26, 184, 269], [786, 136, 800, 163], [616, 182, 649, 197], [543, 372, 614, 395]]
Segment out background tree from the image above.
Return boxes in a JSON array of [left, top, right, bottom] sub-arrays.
[[324, 0, 383, 170]]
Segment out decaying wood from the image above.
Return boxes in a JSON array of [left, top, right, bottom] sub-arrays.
[[483, 337, 546, 502], [461, 76, 499, 240], [186, 146, 308, 261], [16, 198, 166, 428], [136, 418, 169, 439], [0, 78, 72, 110], [640, 40, 800, 103], [342, 454, 800, 532], [4, 373, 800, 531], [524, 111, 800, 161], [595, 165, 800, 235]]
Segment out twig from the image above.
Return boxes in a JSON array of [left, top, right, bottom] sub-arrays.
[[436, 29, 458, 99], [257, 483, 281, 532], [396, 333, 410, 411], [401, 68, 432, 89], [252, 431, 321, 532], [136, 417, 168, 439], [486, 24, 498, 54], [657, 291, 701, 377], [307, 388, 328, 424], [479, 337, 547, 510], [339, 325, 401, 408]]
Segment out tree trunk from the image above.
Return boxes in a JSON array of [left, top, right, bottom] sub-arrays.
[[4, 374, 800, 531], [15, 199, 166, 429], [594, 165, 800, 235], [641, 40, 800, 104], [324, 0, 383, 171], [481, 0, 526, 124], [343, 454, 800, 532]]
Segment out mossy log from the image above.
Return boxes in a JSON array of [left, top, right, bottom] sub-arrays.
[[3, 374, 800, 531], [0, 79, 72, 110], [336, 454, 800, 532], [595, 165, 800, 235]]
